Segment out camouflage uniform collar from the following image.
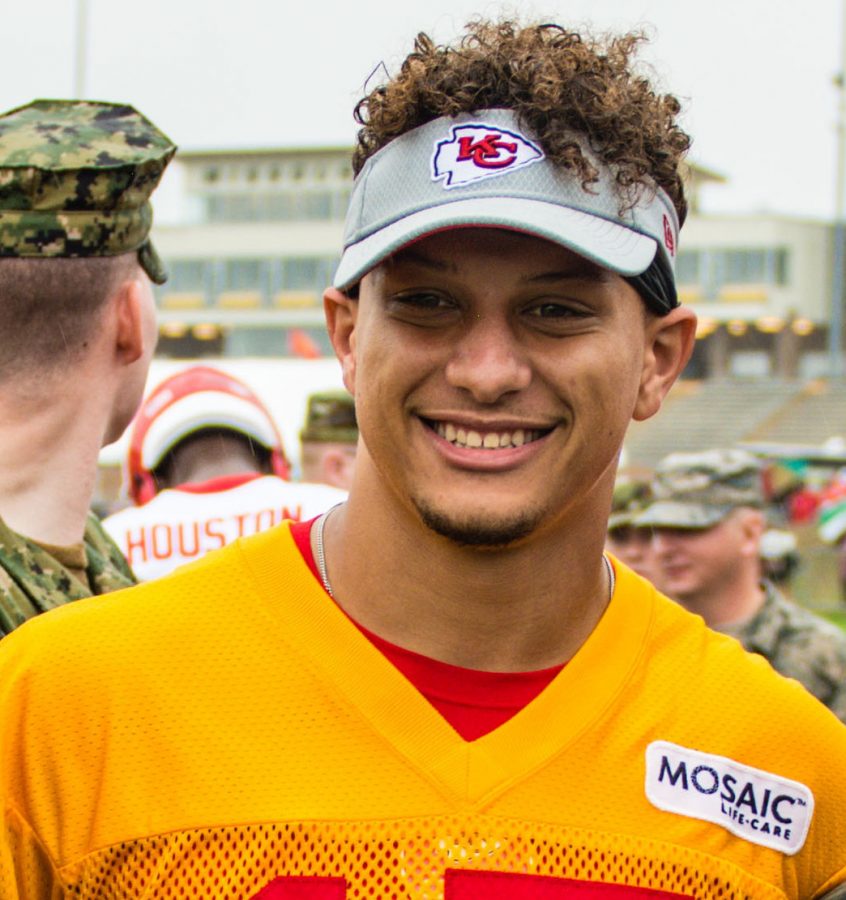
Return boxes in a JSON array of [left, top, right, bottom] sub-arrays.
[[714, 580, 777, 646], [0, 512, 135, 637], [0, 514, 92, 605]]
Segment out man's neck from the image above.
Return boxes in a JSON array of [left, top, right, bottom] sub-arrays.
[[320, 474, 614, 673], [679, 570, 765, 629], [0, 391, 106, 546]]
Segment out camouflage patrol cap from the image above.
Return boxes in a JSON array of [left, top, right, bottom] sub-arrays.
[[608, 476, 653, 530], [300, 390, 358, 444], [637, 448, 764, 529], [0, 99, 176, 283]]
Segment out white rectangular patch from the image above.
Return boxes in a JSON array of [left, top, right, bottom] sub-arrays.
[[645, 740, 814, 855]]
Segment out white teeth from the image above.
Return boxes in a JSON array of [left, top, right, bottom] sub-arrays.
[[433, 421, 542, 449]]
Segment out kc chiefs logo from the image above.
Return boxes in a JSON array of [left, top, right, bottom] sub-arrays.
[[662, 214, 676, 257], [432, 122, 544, 188]]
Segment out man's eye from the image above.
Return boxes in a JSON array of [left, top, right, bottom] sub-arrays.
[[526, 302, 583, 318], [394, 292, 452, 310], [385, 290, 459, 327]]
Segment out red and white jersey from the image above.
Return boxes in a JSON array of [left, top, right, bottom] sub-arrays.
[[103, 474, 346, 581]]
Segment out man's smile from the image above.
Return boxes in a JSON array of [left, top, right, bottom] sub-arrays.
[[426, 418, 548, 450]]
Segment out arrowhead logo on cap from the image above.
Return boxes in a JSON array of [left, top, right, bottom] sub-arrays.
[[662, 214, 676, 257], [432, 122, 544, 189]]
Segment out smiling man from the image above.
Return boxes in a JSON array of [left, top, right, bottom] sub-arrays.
[[2, 20, 846, 900]]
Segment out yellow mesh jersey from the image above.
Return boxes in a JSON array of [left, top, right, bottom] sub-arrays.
[[2, 523, 846, 899]]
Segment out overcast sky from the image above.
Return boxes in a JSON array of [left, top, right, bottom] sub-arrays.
[[0, 0, 842, 220]]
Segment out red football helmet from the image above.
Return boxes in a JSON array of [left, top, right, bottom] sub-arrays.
[[126, 366, 290, 505]]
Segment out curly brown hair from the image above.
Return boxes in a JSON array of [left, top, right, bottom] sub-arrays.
[[353, 20, 690, 223]]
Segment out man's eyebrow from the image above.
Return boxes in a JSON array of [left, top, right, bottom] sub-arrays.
[[523, 267, 609, 284], [388, 250, 610, 280], [389, 249, 453, 272]]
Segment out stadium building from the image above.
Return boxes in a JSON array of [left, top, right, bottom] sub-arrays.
[[150, 150, 836, 383], [152, 147, 350, 361]]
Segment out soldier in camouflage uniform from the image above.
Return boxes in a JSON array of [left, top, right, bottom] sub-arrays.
[[606, 475, 662, 587], [0, 99, 175, 637], [638, 448, 846, 721], [299, 389, 359, 489]]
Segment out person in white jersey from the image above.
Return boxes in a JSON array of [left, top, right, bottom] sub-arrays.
[[104, 365, 347, 580]]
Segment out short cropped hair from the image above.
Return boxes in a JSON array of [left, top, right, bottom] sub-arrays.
[[353, 20, 691, 223], [0, 254, 138, 381]]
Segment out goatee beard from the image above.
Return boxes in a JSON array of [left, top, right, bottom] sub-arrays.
[[415, 500, 542, 548]]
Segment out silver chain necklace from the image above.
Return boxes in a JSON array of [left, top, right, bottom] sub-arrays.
[[314, 507, 616, 602], [314, 504, 338, 598]]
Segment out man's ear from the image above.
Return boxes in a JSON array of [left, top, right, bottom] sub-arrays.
[[633, 307, 697, 422], [113, 277, 149, 365], [737, 508, 767, 558], [324, 286, 358, 394], [322, 445, 357, 490]]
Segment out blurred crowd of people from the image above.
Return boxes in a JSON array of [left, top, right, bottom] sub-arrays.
[[607, 448, 846, 719]]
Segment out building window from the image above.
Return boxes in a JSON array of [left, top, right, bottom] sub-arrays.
[[303, 192, 332, 219], [169, 259, 208, 292], [678, 247, 791, 295], [224, 259, 265, 291], [332, 188, 351, 220], [772, 248, 789, 285], [723, 249, 767, 284], [199, 190, 344, 223], [283, 257, 320, 291], [676, 250, 700, 284]]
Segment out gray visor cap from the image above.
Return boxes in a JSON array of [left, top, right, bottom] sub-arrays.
[[334, 109, 679, 290]]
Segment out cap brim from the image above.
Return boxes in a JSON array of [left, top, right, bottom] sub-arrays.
[[141, 391, 279, 469], [333, 197, 657, 290], [608, 511, 644, 530], [138, 239, 168, 285], [636, 501, 730, 530]]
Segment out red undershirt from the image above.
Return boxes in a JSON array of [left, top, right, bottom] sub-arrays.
[[290, 518, 564, 740]]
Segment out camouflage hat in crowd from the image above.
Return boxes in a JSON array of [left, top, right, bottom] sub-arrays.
[[0, 99, 176, 284], [300, 391, 358, 444], [608, 476, 653, 531], [637, 448, 764, 529]]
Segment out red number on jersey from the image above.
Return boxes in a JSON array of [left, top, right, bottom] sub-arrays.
[[446, 871, 690, 898], [252, 872, 690, 899], [252, 876, 346, 899]]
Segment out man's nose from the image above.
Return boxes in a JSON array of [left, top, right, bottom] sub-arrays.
[[444, 315, 532, 403], [650, 529, 669, 553]]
